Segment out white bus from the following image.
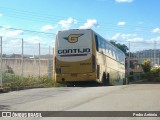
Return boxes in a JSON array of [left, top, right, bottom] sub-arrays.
[[54, 29, 126, 86]]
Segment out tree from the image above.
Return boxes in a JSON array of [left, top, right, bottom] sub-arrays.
[[141, 59, 151, 73], [2, 54, 6, 57], [110, 40, 128, 55], [151, 67, 160, 77]]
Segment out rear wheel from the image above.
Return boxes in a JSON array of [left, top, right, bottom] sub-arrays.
[[66, 83, 75, 87], [123, 78, 126, 85], [102, 73, 110, 86]]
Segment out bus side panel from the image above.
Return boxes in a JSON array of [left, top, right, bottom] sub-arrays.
[[96, 53, 125, 85], [94, 32, 125, 85], [107, 55, 125, 85]]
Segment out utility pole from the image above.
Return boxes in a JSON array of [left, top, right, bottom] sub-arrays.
[[127, 41, 131, 83], [154, 40, 156, 66], [48, 46, 51, 78], [21, 39, 24, 78], [0, 36, 2, 88], [38, 43, 41, 77]]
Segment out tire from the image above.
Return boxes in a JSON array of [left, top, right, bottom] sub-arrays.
[[102, 73, 109, 86], [107, 73, 110, 85], [123, 78, 126, 85], [66, 83, 75, 87]]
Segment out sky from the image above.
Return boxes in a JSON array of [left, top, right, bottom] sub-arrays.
[[0, 0, 160, 53]]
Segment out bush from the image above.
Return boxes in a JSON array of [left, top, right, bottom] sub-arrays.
[[2, 73, 63, 90], [128, 75, 134, 82], [151, 67, 160, 77], [145, 72, 154, 81], [140, 73, 147, 79], [141, 59, 151, 73]]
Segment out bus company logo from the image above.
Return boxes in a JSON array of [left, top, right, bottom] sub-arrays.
[[64, 34, 83, 43]]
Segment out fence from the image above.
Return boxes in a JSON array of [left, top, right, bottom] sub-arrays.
[[0, 36, 53, 88], [127, 40, 160, 66], [125, 40, 160, 82], [1, 35, 160, 88]]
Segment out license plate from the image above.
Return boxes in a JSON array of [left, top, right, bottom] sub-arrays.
[[71, 74, 77, 77]]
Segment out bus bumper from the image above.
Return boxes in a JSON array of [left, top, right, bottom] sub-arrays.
[[55, 72, 97, 83]]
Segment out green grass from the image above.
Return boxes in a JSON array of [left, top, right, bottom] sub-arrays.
[[2, 73, 63, 90]]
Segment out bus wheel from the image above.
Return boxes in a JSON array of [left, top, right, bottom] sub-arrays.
[[102, 73, 109, 86], [123, 78, 125, 85], [107, 73, 110, 85], [66, 83, 75, 87]]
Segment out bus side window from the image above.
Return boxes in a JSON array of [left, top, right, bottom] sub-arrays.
[[106, 42, 109, 56], [105, 42, 107, 55], [116, 51, 119, 62], [99, 37, 103, 53], [95, 35, 99, 51], [101, 39, 105, 54]]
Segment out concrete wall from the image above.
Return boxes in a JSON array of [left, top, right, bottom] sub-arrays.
[[2, 58, 53, 77]]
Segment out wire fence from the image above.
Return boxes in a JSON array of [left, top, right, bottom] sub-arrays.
[[0, 36, 53, 88], [124, 40, 160, 82], [127, 40, 160, 67], [0, 34, 160, 88]]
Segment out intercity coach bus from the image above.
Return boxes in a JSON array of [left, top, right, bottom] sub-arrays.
[[54, 29, 126, 86]]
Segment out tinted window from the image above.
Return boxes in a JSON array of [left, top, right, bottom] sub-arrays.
[[95, 35, 99, 51]]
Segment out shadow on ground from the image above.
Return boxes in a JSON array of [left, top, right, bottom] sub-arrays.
[[130, 81, 160, 84], [66, 81, 102, 87], [0, 105, 10, 110]]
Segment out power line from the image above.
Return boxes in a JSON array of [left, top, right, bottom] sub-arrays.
[[0, 6, 159, 44], [0, 26, 56, 35], [0, 6, 157, 32]]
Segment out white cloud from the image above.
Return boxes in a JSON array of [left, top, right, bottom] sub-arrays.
[[0, 13, 3, 17], [117, 21, 126, 26], [111, 33, 137, 40], [121, 33, 137, 39], [79, 19, 98, 29], [41, 25, 57, 31], [5, 30, 24, 37], [1, 37, 23, 49], [1, 26, 11, 30], [127, 37, 144, 42], [150, 36, 160, 42], [26, 36, 41, 44], [26, 36, 47, 45], [8, 39, 21, 47], [0, 32, 4, 36], [58, 17, 77, 29], [152, 28, 160, 33], [111, 33, 121, 40], [115, 0, 133, 3]]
